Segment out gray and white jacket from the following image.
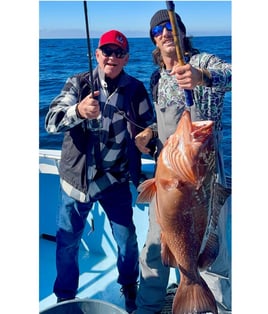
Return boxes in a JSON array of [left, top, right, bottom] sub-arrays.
[[45, 66, 155, 202]]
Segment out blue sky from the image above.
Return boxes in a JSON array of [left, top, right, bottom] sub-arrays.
[[39, 1, 231, 38]]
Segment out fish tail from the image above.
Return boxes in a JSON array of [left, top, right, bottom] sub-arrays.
[[172, 277, 218, 314]]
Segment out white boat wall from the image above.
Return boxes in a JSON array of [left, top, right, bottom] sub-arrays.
[[39, 149, 179, 312]]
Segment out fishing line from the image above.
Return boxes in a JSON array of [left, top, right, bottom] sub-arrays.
[[116, 109, 147, 130]]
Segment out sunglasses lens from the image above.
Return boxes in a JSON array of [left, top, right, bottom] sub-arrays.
[[165, 22, 172, 31], [101, 46, 126, 58], [152, 25, 163, 37], [152, 22, 172, 37], [114, 49, 126, 58]]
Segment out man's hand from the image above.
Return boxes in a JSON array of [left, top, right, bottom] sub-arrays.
[[135, 128, 153, 154], [170, 63, 203, 89], [76, 90, 100, 119]]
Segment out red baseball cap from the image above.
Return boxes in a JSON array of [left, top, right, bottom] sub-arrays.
[[98, 30, 129, 52]]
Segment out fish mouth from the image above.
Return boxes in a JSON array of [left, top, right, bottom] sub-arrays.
[[162, 111, 215, 188], [192, 121, 214, 139]]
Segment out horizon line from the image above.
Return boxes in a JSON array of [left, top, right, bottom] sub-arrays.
[[40, 34, 232, 40]]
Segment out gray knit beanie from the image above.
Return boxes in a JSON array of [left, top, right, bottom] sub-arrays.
[[150, 9, 186, 43]]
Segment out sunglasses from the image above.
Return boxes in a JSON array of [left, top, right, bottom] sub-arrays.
[[100, 46, 127, 59], [152, 21, 172, 37]]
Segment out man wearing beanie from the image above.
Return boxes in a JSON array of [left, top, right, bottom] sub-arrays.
[[149, 9, 186, 43], [134, 9, 232, 314], [45, 29, 155, 314]]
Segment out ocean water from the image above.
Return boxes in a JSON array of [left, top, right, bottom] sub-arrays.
[[39, 36, 231, 176]]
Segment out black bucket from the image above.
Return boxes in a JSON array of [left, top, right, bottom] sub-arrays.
[[40, 299, 128, 314]]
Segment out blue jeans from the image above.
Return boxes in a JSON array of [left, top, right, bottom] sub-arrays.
[[53, 181, 139, 300]]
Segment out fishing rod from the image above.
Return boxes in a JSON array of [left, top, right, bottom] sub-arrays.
[[83, 0, 103, 131], [83, 0, 94, 92], [166, 1, 193, 107], [82, 1, 146, 131]]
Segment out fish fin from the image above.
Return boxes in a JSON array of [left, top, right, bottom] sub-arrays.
[[136, 178, 156, 203], [198, 182, 230, 270], [160, 233, 177, 268], [198, 232, 219, 271], [173, 276, 218, 314], [208, 182, 231, 236], [159, 178, 179, 191], [213, 182, 231, 207]]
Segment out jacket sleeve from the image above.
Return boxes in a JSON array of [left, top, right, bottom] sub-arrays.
[[126, 79, 156, 186], [45, 75, 85, 134], [197, 53, 232, 91], [136, 81, 156, 130]]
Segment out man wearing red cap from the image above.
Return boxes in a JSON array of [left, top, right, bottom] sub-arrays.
[[45, 29, 155, 313], [99, 29, 129, 52], [134, 9, 231, 314]]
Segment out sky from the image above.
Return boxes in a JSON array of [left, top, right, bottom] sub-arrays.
[[39, 0, 232, 38]]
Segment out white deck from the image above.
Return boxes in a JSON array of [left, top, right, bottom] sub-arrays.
[[39, 150, 178, 312]]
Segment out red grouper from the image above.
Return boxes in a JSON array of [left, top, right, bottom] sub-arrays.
[[137, 110, 231, 314]]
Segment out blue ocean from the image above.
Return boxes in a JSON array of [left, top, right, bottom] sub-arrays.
[[39, 36, 231, 177]]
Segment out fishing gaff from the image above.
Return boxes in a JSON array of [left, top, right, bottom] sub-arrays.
[[166, 1, 193, 107], [83, 0, 94, 92]]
